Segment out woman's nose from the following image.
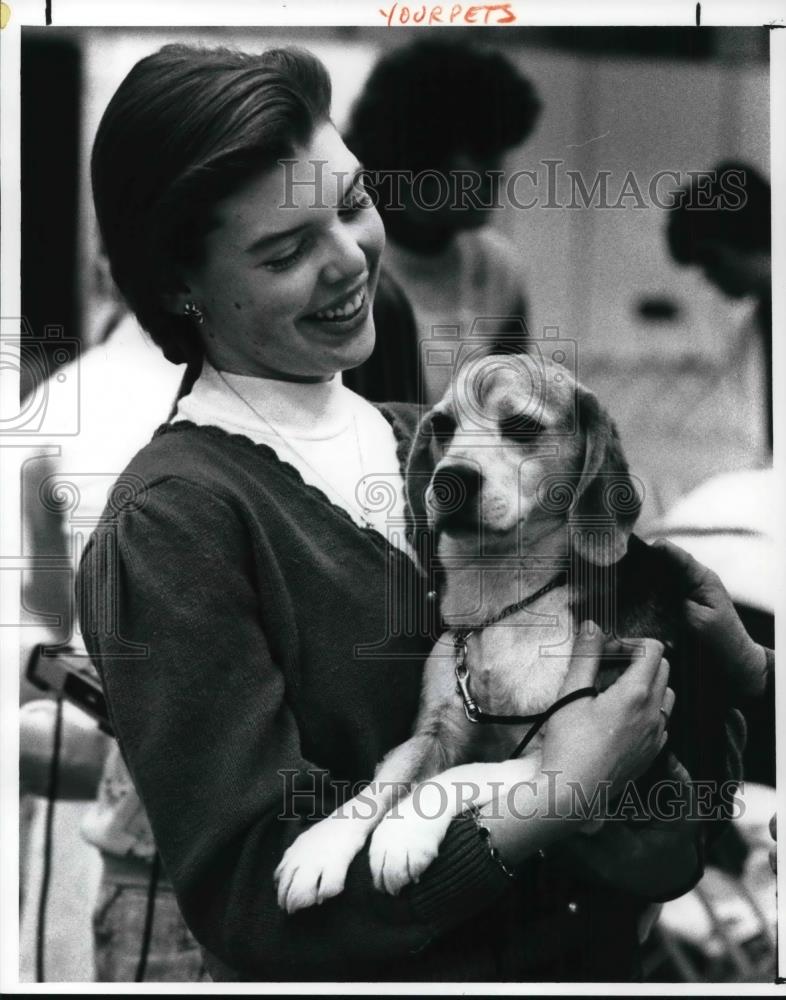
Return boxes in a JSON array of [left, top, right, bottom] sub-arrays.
[[320, 223, 369, 284]]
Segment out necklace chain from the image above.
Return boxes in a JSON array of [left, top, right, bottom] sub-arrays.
[[212, 368, 374, 529]]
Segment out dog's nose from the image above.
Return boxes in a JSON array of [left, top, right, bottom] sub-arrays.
[[429, 463, 481, 525]]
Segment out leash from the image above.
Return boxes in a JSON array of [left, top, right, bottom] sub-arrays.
[[449, 571, 597, 759]]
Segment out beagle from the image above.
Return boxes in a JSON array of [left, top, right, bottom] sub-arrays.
[[274, 353, 739, 913]]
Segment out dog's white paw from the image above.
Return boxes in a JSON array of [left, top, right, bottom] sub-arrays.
[[369, 799, 450, 896], [274, 818, 368, 914]]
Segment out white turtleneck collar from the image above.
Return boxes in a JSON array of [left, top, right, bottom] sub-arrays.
[[174, 360, 354, 442], [172, 360, 412, 554]]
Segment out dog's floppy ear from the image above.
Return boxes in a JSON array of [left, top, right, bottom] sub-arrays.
[[404, 408, 440, 541], [572, 385, 641, 565]]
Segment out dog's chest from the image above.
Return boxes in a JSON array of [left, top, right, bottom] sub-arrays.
[[466, 589, 575, 719]]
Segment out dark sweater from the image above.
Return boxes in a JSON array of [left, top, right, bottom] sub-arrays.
[[77, 405, 697, 982]]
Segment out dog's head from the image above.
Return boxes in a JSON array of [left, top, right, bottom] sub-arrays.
[[406, 353, 641, 564]]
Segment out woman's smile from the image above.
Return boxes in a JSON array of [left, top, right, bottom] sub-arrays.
[[303, 280, 369, 328]]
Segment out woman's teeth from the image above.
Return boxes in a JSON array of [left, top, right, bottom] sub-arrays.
[[313, 288, 365, 321]]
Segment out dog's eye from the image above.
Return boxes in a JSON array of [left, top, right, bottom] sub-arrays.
[[430, 412, 455, 441], [499, 413, 545, 438]]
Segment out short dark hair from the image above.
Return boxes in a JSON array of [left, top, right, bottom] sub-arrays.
[[91, 44, 332, 365], [344, 38, 541, 185], [667, 161, 771, 265]]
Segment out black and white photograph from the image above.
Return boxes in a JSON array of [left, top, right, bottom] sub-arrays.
[[1, 0, 783, 990]]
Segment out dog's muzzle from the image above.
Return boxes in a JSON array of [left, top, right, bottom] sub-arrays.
[[427, 463, 481, 531]]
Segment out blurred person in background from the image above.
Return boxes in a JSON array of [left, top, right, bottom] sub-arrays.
[[344, 38, 539, 404], [664, 161, 774, 801], [666, 162, 772, 456]]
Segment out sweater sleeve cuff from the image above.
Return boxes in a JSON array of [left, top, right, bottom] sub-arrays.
[[407, 813, 516, 934]]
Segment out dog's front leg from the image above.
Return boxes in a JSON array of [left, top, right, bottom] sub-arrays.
[[370, 755, 542, 895], [275, 643, 461, 915], [274, 747, 428, 914], [274, 798, 380, 914], [274, 722, 454, 914]]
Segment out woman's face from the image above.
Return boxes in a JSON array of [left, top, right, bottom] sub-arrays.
[[179, 122, 385, 381]]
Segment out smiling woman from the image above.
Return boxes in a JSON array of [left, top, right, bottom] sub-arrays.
[[167, 123, 383, 381], [78, 42, 687, 984]]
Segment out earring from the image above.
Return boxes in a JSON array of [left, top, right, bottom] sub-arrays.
[[183, 301, 204, 325]]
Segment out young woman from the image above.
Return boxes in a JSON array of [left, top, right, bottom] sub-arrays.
[[79, 43, 717, 982]]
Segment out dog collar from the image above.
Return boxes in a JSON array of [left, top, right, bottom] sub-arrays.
[[450, 570, 596, 757], [450, 570, 569, 648]]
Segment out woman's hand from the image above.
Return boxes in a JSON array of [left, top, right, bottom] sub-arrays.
[[478, 622, 672, 871], [540, 622, 672, 811], [652, 538, 768, 699]]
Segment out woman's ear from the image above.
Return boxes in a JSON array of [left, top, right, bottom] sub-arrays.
[[160, 268, 201, 318], [161, 287, 194, 318], [571, 385, 641, 565]]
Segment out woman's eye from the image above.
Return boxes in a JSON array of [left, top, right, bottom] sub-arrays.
[[499, 413, 545, 438], [263, 238, 310, 272]]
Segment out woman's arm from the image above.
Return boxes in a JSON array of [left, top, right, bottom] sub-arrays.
[[77, 478, 524, 977], [479, 628, 673, 868], [476, 631, 705, 904], [541, 542, 754, 902], [78, 479, 670, 977]]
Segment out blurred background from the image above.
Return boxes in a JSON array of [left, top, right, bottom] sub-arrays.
[[21, 25, 771, 522], [19, 25, 774, 984]]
